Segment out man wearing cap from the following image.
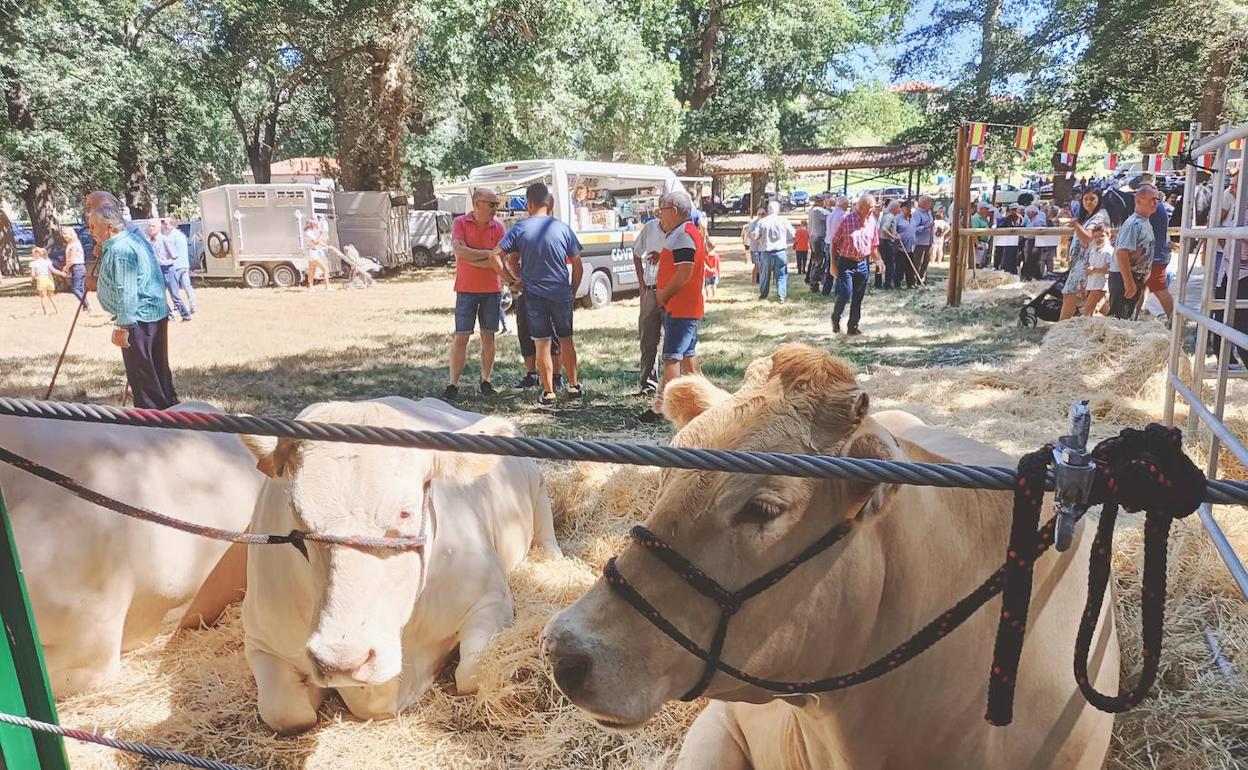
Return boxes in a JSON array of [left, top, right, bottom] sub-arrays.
[[1109, 183, 1159, 319]]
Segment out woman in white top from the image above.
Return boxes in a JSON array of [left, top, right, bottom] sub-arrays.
[[29, 246, 67, 315], [931, 207, 951, 263], [60, 226, 89, 311], [304, 220, 330, 291]]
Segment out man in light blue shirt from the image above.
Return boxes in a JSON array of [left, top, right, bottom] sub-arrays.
[[92, 205, 178, 409], [162, 218, 197, 317], [911, 195, 935, 283], [145, 220, 191, 321], [1109, 184, 1159, 319]]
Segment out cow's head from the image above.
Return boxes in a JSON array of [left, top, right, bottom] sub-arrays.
[[542, 345, 903, 727], [241, 401, 512, 688]]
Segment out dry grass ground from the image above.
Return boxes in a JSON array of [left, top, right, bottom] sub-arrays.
[[1, 241, 1246, 769]]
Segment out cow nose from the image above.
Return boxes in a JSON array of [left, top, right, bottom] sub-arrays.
[[550, 646, 592, 696], [309, 642, 376, 682]]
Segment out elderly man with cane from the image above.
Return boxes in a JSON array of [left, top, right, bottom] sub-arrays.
[[90, 203, 179, 409]]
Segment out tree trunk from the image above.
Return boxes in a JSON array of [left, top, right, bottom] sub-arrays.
[[0, 202, 18, 276], [118, 109, 156, 219], [2, 65, 60, 247], [332, 37, 412, 191], [682, 2, 723, 176], [974, 0, 1002, 102], [1051, 0, 1111, 204], [411, 166, 435, 209], [1196, 42, 1232, 130]]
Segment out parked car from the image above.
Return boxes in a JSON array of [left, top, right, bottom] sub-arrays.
[[969, 182, 1025, 205], [13, 224, 35, 246], [723, 194, 742, 211], [868, 186, 909, 201], [408, 209, 454, 267], [791, 190, 809, 208]]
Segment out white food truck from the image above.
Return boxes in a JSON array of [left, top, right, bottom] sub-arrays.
[[436, 160, 708, 308]]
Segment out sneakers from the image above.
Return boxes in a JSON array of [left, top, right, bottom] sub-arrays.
[[479, 379, 497, 396], [565, 383, 585, 399], [443, 384, 459, 400], [514, 372, 540, 390], [637, 409, 664, 424], [538, 391, 558, 407]]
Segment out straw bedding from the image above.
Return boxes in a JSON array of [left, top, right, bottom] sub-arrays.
[[58, 315, 1248, 769]]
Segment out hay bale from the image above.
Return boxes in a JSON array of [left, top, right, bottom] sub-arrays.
[[57, 317, 1248, 769]]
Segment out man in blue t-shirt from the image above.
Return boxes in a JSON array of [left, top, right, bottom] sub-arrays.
[[496, 182, 585, 406]]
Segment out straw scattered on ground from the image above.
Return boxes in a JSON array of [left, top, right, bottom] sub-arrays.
[[25, 263, 1248, 769]]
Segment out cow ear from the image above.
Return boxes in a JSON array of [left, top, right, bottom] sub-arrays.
[[843, 425, 901, 520], [662, 375, 732, 429], [432, 416, 515, 480], [239, 435, 300, 478]]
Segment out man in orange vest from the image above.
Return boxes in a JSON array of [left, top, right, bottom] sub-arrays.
[[639, 188, 707, 424]]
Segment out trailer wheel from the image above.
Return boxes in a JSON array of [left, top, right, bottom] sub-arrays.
[[588, 270, 613, 309], [242, 265, 270, 289], [411, 246, 434, 268], [207, 231, 230, 258], [271, 263, 299, 288]]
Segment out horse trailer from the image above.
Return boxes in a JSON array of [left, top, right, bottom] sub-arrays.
[[334, 191, 412, 270], [198, 184, 341, 288]]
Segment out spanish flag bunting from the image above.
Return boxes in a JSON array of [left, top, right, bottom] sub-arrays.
[[969, 145, 985, 161], [1200, 153, 1215, 169], [1231, 137, 1244, 151], [1119, 130, 1133, 145], [1014, 126, 1036, 151], [967, 122, 988, 146], [1103, 154, 1117, 171], [1162, 131, 1185, 156], [1060, 129, 1086, 155], [1143, 154, 1165, 173]]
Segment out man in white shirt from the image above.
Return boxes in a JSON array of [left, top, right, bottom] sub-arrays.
[[632, 216, 667, 393], [750, 200, 796, 302], [819, 197, 850, 294]]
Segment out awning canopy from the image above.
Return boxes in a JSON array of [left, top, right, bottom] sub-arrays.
[[677, 144, 930, 176]]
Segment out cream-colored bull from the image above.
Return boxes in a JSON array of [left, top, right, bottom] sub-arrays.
[[240, 397, 561, 735], [0, 404, 260, 697], [544, 345, 1118, 769]]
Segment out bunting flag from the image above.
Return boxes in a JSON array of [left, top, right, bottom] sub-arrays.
[[1231, 137, 1244, 151], [1014, 126, 1036, 152], [1060, 129, 1086, 155], [1119, 130, 1134, 146], [1104, 154, 1118, 171], [1162, 131, 1185, 156], [1057, 152, 1077, 167], [1142, 154, 1165, 173], [967, 122, 988, 146], [1018, 150, 1031, 164], [969, 145, 985, 161], [1200, 153, 1215, 169]]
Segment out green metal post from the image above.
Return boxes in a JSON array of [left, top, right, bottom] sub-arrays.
[[0, 488, 69, 769]]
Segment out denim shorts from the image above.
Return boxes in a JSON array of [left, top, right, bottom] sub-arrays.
[[524, 292, 574, 341], [663, 316, 699, 360], [454, 292, 502, 335]]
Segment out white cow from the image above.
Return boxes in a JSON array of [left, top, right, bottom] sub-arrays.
[[239, 396, 561, 735], [544, 345, 1118, 770], [0, 404, 262, 697]]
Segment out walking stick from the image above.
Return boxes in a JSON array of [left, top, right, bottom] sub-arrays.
[[899, 244, 927, 287], [44, 257, 98, 399]]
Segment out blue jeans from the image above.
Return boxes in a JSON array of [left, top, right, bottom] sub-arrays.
[[524, 292, 574, 340], [454, 292, 502, 335], [758, 249, 788, 300], [832, 258, 869, 331], [161, 265, 190, 319], [173, 267, 197, 313], [662, 316, 699, 360], [69, 263, 89, 310]]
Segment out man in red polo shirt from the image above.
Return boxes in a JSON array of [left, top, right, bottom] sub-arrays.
[[640, 188, 706, 424], [445, 188, 508, 398]]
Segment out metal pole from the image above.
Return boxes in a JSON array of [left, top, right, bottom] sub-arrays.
[[0, 489, 69, 770], [1164, 121, 1200, 426]]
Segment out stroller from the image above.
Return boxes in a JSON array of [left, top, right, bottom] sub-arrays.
[[331, 245, 383, 289], [1018, 270, 1068, 328]]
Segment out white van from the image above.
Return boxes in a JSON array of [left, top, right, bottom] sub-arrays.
[[436, 160, 707, 308]]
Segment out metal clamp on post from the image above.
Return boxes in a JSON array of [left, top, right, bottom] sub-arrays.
[[1053, 401, 1097, 552]]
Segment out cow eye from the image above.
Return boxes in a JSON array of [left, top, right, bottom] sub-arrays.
[[735, 499, 782, 525]]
